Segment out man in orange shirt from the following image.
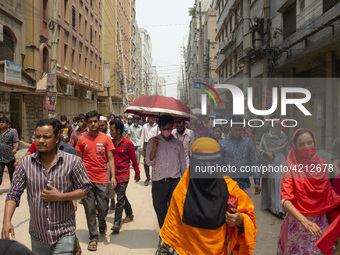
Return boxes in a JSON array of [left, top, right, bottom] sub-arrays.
[[76, 110, 117, 252]]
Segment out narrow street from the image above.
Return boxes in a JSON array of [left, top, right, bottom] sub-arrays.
[[0, 146, 283, 255]]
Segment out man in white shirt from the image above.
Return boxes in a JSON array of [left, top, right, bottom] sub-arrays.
[[172, 120, 194, 168], [140, 117, 158, 186], [130, 116, 143, 165]]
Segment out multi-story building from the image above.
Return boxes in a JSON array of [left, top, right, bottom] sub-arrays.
[[150, 66, 158, 95], [0, 1, 36, 140], [133, 3, 143, 99], [186, 0, 217, 109], [211, 0, 340, 151], [140, 28, 152, 95], [157, 77, 166, 96], [22, 0, 103, 141]]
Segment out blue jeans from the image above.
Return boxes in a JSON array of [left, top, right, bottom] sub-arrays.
[[31, 234, 75, 255], [134, 146, 140, 165]]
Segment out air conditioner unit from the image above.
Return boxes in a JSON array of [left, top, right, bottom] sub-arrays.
[[63, 84, 74, 96], [83, 90, 92, 100]]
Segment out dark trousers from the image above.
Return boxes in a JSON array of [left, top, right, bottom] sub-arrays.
[[114, 181, 132, 227], [143, 142, 150, 181], [82, 182, 109, 240], [0, 158, 16, 185], [152, 178, 180, 229]]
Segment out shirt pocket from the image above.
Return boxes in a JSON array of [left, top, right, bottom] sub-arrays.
[[52, 176, 71, 193], [117, 147, 128, 157]]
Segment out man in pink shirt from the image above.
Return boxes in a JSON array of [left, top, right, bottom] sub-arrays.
[[146, 115, 186, 229]]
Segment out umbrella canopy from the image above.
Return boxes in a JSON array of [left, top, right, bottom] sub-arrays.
[[125, 95, 196, 121]]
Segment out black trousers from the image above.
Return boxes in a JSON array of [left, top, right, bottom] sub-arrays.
[[152, 178, 180, 229], [114, 182, 132, 227], [0, 158, 16, 185], [143, 142, 150, 181]]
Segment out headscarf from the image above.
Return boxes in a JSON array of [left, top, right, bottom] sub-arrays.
[[281, 128, 340, 215], [183, 138, 228, 229], [261, 127, 288, 153]]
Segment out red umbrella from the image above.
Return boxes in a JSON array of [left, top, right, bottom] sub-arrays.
[[125, 95, 196, 121]]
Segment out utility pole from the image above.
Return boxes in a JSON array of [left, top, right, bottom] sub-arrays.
[[199, 2, 204, 78], [118, 23, 127, 108], [262, 0, 271, 109], [49, 0, 59, 117]]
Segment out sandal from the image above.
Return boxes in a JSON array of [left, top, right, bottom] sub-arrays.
[[123, 215, 134, 223], [87, 240, 97, 252], [98, 219, 107, 234]]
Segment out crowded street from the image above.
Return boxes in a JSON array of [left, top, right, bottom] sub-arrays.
[[0, 143, 283, 255]]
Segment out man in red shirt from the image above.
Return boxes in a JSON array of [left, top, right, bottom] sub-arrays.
[[109, 119, 140, 233], [76, 110, 116, 251]]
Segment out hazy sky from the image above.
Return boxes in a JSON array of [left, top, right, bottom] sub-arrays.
[[136, 0, 194, 98]]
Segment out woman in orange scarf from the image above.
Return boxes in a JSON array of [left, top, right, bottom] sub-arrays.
[[159, 138, 257, 255], [277, 129, 340, 255]]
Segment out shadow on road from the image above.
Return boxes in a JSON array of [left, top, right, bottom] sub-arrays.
[[76, 229, 159, 250]]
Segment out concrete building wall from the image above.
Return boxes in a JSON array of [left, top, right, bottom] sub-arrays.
[[140, 28, 152, 95]]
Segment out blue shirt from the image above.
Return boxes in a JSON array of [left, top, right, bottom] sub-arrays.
[[219, 135, 260, 189], [59, 141, 76, 155]]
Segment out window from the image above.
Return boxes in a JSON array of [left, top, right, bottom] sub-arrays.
[[72, 6, 76, 28], [90, 25, 93, 44], [323, 0, 340, 13], [64, 0, 69, 23], [43, 0, 48, 20], [283, 2, 296, 39], [72, 37, 76, 71], [64, 32, 69, 69], [79, 42, 83, 74], [74, 89, 79, 97], [43, 47, 49, 73]]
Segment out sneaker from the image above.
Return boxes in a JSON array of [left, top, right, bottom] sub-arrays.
[[144, 180, 150, 186]]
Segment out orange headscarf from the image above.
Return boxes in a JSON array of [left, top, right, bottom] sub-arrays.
[[159, 169, 257, 255], [281, 128, 340, 215]]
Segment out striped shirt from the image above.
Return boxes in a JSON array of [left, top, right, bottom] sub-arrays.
[[6, 150, 91, 245]]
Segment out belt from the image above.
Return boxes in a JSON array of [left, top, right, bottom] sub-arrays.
[[157, 177, 180, 183]]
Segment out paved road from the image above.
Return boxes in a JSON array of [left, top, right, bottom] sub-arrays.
[[0, 146, 283, 254]]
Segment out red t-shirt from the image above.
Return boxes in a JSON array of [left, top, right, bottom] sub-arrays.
[[28, 141, 38, 154], [76, 132, 114, 184]]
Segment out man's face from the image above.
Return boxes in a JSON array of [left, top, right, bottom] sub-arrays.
[[77, 119, 86, 128], [110, 124, 120, 138], [99, 120, 108, 133], [110, 115, 115, 121], [35, 125, 59, 153], [133, 119, 139, 126], [87, 116, 99, 132], [230, 125, 243, 140], [0, 121, 9, 130], [148, 117, 155, 126], [176, 121, 185, 129]]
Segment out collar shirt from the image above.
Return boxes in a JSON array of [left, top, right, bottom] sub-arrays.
[[145, 134, 187, 181], [140, 123, 159, 148], [172, 128, 194, 168], [0, 128, 19, 163], [129, 124, 143, 147], [112, 137, 140, 183], [219, 135, 260, 189], [6, 150, 90, 245]]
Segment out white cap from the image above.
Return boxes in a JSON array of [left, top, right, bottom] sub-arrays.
[[99, 116, 107, 121], [127, 115, 133, 119]]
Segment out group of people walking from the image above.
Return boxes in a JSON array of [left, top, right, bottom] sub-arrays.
[[0, 112, 339, 254]]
